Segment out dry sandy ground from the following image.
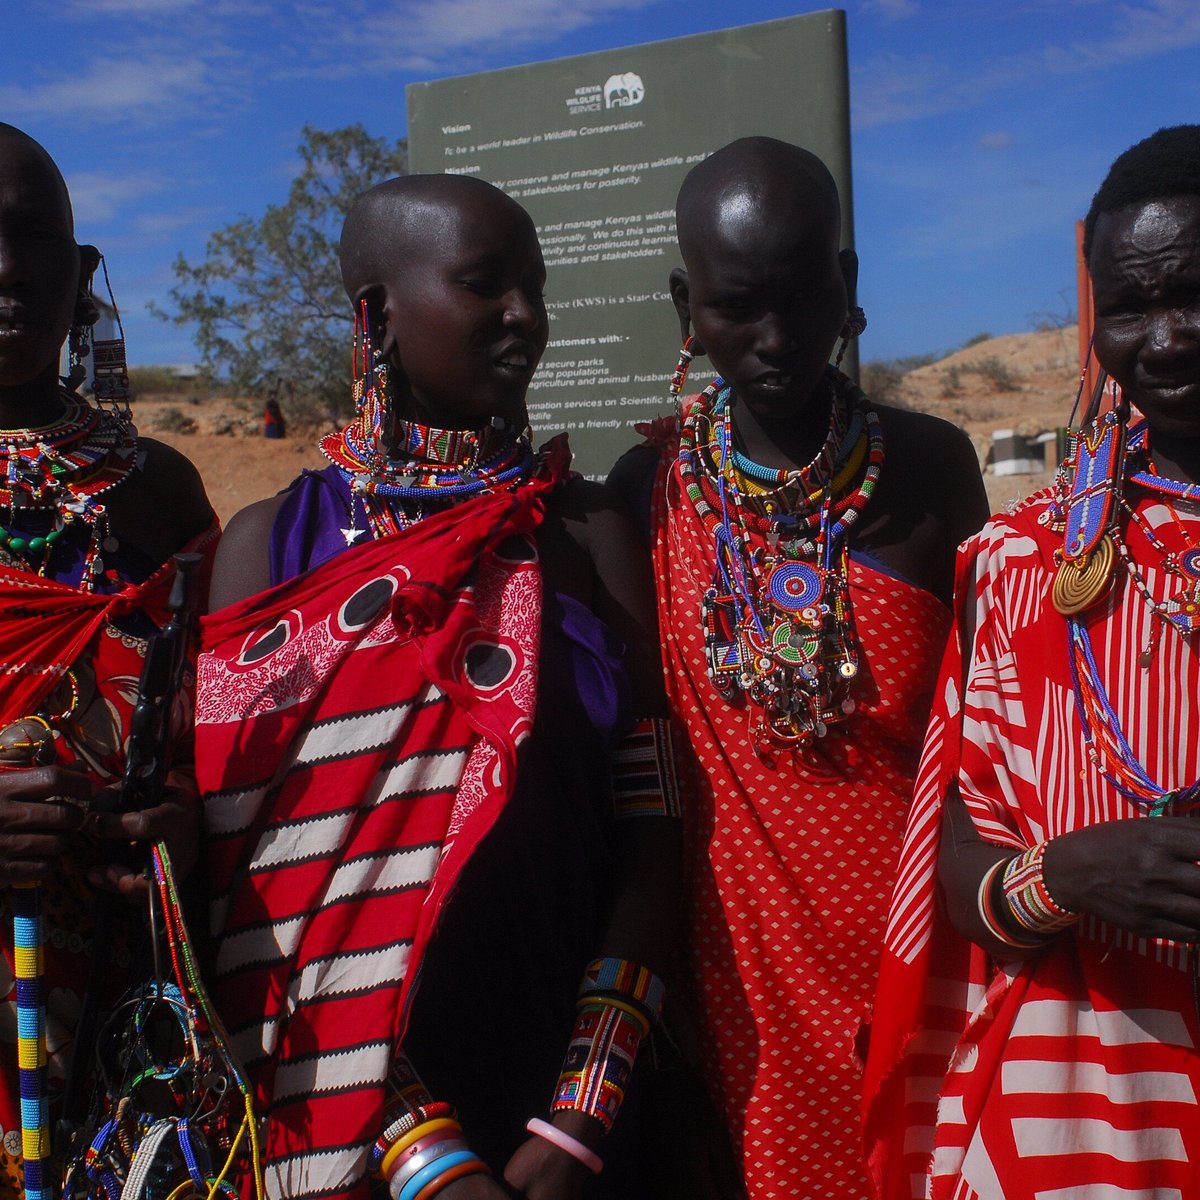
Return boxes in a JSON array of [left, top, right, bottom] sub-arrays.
[[137, 326, 1083, 526]]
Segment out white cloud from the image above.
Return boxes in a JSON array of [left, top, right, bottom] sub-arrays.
[[854, 0, 1200, 128], [0, 55, 210, 125], [979, 130, 1014, 149], [859, 0, 920, 19], [65, 170, 164, 226]]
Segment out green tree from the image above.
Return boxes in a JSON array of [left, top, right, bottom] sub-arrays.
[[155, 124, 408, 420]]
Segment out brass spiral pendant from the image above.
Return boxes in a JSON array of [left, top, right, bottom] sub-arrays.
[[1052, 534, 1115, 616]]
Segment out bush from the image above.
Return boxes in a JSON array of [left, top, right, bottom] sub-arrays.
[[968, 356, 1019, 392], [860, 360, 910, 407], [126, 366, 207, 399], [155, 406, 199, 434]]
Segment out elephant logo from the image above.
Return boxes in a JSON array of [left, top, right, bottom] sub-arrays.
[[604, 72, 645, 109]]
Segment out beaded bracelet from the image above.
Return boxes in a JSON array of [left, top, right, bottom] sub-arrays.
[[611, 716, 682, 819], [552, 1001, 644, 1132], [377, 1119, 463, 1181], [578, 956, 666, 1027], [1002, 841, 1080, 935], [976, 858, 1046, 949], [526, 1117, 604, 1175], [370, 1103, 456, 1175]]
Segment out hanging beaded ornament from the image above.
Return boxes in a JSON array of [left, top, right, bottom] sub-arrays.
[[0, 391, 137, 590], [320, 300, 536, 541], [678, 369, 883, 752]]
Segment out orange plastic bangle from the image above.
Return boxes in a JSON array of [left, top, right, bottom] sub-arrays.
[[412, 1158, 488, 1199]]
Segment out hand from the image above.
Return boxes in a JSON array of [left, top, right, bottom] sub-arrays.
[[87, 769, 200, 899], [1043, 816, 1200, 941], [0, 763, 94, 886], [503, 1116, 598, 1200]]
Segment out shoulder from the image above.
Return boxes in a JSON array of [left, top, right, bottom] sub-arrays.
[[135, 437, 213, 531], [873, 404, 980, 473], [208, 492, 289, 610]]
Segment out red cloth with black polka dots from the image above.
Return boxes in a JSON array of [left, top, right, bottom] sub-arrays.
[[648, 423, 949, 1198]]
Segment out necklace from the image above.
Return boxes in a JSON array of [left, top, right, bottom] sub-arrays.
[[321, 359, 536, 543], [0, 391, 137, 590], [679, 370, 884, 753]]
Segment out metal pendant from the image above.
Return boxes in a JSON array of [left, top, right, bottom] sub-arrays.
[[1052, 534, 1115, 615]]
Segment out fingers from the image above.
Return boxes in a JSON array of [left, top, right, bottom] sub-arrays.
[[85, 862, 150, 901], [0, 764, 96, 807]]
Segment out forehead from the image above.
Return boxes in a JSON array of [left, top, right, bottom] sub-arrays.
[[403, 190, 541, 269], [687, 194, 840, 290], [1090, 195, 1200, 277], [0, 135, 72, 230]]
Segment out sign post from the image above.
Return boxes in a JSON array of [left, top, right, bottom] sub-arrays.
[[408, 11, 851, 477]]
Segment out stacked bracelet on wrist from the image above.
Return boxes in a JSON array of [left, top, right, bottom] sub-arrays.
[[370, 1055, 488, 1198], [550, 956, 665, 1135], [1002, 841, 1079, 935], [976, 841, 1079, 949]]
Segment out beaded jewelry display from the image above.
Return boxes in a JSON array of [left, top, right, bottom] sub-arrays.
[[610, 717, 682, 819], [0, 391, 137, 590], [1001, 842, 1079, 936], [322, 301, 536, 542], [677, 370, 883, 752]]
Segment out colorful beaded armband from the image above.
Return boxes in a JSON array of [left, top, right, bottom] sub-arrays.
[[611, 716, 682, 819], [976, 858, 1047, 950], [551, 957, 665, 1132], [1002, 841, 1079, 935]]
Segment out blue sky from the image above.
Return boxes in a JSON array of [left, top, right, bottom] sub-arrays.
[[5, 0, 1200, 367]]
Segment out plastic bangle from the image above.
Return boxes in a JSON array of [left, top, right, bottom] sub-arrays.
[[395, 1150, 478, 1200], [388, 1141, 469, 1194], [525, 1117, 603, 1175], [379, 1120, 462, 1180], [412, 1159, 488, 1200]]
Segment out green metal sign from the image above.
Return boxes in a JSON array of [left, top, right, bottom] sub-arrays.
[[408, 11, 851, 478]]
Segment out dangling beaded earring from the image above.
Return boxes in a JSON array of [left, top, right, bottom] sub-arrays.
[[669, 335, 697, 410], [87, 257, 131, 416], [352, 297, 393, 456], [834, 305, 868, 369]]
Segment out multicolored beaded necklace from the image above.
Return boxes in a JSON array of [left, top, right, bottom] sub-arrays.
[[1047, 415, 1200, 813], [0, 391, 137, 591], [679, 369, 884, 752], [321, 324, 535, 542]]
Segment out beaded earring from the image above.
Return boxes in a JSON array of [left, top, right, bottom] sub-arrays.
[[834, 305, 867, 369], [83, 257, 131, 415], [668, 335, 696, 410]]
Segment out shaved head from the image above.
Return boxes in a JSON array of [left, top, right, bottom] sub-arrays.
[[339, 173, 533, 302], [675, 137, 841, 268], [0, 123, 74, 236]]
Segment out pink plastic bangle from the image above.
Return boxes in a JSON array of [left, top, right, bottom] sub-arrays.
[[525, 1118, 603, 1175]]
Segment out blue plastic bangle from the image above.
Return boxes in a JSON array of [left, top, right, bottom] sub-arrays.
[[395, 1150, 479, 1200]]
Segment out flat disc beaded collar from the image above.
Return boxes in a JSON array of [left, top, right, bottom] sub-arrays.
[[677, 367, 884, 754], [0, 391, 137, 591], [322, 300, 535, 542]]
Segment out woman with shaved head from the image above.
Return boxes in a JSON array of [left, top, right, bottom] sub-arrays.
[[0, 123, 215, 1192], [200, 173, 678, 1200], [611, 136, 987, 1197]]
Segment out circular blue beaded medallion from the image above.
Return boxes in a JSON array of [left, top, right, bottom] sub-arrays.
[[1180, 547, 1200, 579], [765, 561, 824, 612]]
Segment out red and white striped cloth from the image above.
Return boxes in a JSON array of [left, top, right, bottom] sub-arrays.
[[864, 487, 1200, 1200], [198, 473, 557, 1200]]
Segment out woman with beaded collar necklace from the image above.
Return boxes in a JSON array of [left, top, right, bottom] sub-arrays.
[[866, 124, 1200, 1200], [0, 123, 216, 1191], [609, 137, 988, 1198], [198, 174, 678, 1200]]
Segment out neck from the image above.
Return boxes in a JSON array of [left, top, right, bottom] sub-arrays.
[[1148, 429, 1200, 487], [728, 383, 834, 471], [0, 366, 67, 432]]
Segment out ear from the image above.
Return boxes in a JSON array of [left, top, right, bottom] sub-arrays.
[[838, 247, 859, 309], [73, 245, 102, 327], [668, 267, 704, 355], [356, 284, 391, 357]]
